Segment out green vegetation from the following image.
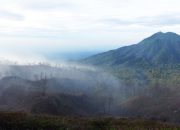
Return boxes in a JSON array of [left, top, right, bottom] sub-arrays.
[[110, 64, 180, 88], [109, 65, 180, 122], [0, 112, 179, 130]]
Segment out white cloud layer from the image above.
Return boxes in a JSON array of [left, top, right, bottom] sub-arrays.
[[0, 0, 180, 54]]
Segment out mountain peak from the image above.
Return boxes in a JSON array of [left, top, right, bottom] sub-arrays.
[[82, 31, 180, 66], [140, 32, 180, 45], [151, 31, 179, 37]]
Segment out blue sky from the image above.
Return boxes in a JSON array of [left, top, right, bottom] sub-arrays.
[[0, 0, 180, 57]]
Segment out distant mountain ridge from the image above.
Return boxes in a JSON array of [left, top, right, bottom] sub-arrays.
[[82, 32, 180, 67]]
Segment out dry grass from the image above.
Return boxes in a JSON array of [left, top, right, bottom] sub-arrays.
[[0, 112, 179, 130]]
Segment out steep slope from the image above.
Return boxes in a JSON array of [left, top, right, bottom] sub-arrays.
[[82, 32, 180, 67]]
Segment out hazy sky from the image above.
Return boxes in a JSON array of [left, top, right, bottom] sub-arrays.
[[1, 0, 180, 55]]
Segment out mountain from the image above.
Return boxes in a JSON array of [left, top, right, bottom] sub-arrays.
[[81, 32, 180, 122], [82, 32, 180, 67]]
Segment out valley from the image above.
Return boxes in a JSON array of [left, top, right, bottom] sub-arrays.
[[0, 32, 180, 129]]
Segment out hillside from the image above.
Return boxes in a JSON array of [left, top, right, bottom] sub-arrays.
[[82, 32, 180, 67], [0, 76, 101, 116], [81, 32, 180, 122]]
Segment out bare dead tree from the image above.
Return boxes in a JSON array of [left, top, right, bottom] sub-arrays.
[[107, 96, 113, 114], [41, 73, 47, 96], [35, 72, 48, 96]]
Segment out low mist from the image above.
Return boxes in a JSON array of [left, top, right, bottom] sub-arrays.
[[0, 57, 129, 116]]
